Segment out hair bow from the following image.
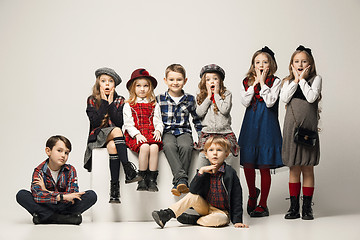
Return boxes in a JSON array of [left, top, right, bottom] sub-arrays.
[[260, 46, 276, 61], [296, 45, 312, 56]]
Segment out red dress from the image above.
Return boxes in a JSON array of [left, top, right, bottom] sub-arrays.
[[125, 103, 163, 153]]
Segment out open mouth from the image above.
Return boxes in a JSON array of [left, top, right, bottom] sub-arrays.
[[105, 87, 110, 91], [260, 69, 263, 74], [298, 68, 303, 72], [210, 85, 215, 90]]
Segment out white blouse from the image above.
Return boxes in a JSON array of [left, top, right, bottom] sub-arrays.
[[239, 78, 282, 108], [280, 75, 322, 104], [123, 98, 164, 138]]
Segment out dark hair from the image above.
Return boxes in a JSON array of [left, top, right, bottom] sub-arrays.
[[46, 135, 72, 152]]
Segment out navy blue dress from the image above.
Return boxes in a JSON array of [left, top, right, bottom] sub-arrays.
[[238, 79, 283, 169]]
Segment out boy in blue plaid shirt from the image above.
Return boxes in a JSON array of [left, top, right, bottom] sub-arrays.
[[16, 135, 97, 225], [156, 64, 202, 196]]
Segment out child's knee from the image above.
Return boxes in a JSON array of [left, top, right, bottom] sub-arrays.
[[111, 127, 123, 137], [106, 141, 116, 153], [16, 189, 31, 204], [198, 213, 229, 227]]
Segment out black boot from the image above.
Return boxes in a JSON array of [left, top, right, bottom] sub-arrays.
[[247, 187, 260, 215], [123, 161, 143, 184], [302, 195, 314, 220], [147, 170, 159, 192], [48, 213, 82, 225], [177, 213, 200, 225], [137, 171, 148, 191], [285, 196, 300, 219], [109, 181, 121, 203], [152, 208, 175, 228]]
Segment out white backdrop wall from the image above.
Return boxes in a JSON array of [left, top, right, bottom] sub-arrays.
[[1, 0, 359, 223]]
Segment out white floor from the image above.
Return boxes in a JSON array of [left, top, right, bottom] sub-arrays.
[[2, 213, 360, 240]]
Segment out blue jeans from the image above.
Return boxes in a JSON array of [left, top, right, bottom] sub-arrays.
[[16, 189, 97, 221]]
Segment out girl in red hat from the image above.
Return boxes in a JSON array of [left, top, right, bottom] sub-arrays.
[[124, 68, 164, 192]]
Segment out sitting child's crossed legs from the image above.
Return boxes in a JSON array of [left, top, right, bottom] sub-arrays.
[[169, 193, 229, 227]]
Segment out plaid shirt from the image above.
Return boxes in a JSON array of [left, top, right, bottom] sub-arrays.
[[31, 159, 79, 204], [206, 164, 229, 211], [156, 91, 202, 136]]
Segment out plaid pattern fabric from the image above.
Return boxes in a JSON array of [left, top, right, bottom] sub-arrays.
[[195, 132, 240, 156], [31, 159, 79, 204], [87, 93, 125, 139], [156, 92, 202, 136], [125, 103, 163, 153], [206, 164, 229, 211], [243, 76, 276, 111]]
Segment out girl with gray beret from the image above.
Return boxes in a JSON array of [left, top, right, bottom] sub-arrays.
[[84, 67, 142, 204]]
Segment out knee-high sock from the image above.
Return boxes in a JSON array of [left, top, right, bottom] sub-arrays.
[[289, 182, 301, 197], [244, 168, 256, 207], [109, 154, 120, 181], [257, 168, 271, 209], [113, 136, 129, 164], [302, 186, 314, 197]]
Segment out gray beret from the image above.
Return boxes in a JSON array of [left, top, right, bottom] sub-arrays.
[[95, 67, 122, 86], [200, 64, 225, 80]]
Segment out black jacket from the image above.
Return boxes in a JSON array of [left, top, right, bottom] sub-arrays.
[[189, 163, 243, 224]]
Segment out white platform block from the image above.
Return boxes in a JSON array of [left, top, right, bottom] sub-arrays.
[[90, 148, 240, 222]]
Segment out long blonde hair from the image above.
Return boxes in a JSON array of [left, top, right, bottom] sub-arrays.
[[246, 51, 278, 86], [91, 76, 111, 127], [196, 73, 226, 114], [126, 78, 156, 106]]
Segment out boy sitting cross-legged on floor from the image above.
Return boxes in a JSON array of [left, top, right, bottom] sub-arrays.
[[16, 135, 97, 225], [152, 135, 248, 228]]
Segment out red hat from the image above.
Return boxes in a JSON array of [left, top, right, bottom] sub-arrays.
[[126, 68, 158, 90]]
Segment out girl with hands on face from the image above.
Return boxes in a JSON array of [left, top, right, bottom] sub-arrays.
[[84, 67, 142, 204], [195, 64, 240, 168], [238, 46, 283, 218], [123, 68, 164, 192], [280, 45, 322, 220]]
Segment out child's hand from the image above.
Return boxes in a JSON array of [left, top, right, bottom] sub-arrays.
[[254, 68, 261, 85], [259, 68, 269, 86], [206, 84, 213, 98], [299, 65, 311, 80], [234, 223, 249, 228], [63, 192, 85, 204], [199, 165, 217, 174], [153, 130, 161, 141], [108, 88, 115, 104], [291, 65, 300, 83], [100, 87, 108, 101], [214, 82, 220, 95], [33, 175, 47, 191], [135, 134, 147, 144]]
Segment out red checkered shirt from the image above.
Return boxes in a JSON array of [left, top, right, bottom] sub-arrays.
[[31, 159, 79, 204], [206, 164, 229, 211]]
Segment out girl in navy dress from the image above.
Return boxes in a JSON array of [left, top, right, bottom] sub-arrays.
[[84, 67, 142, 204], [280, 46, 321, 220], [238, 47, 283, 217]]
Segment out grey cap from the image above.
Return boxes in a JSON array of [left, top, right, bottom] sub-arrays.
[[200, 64, 225, 80], [95, 67, 122, 86]]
